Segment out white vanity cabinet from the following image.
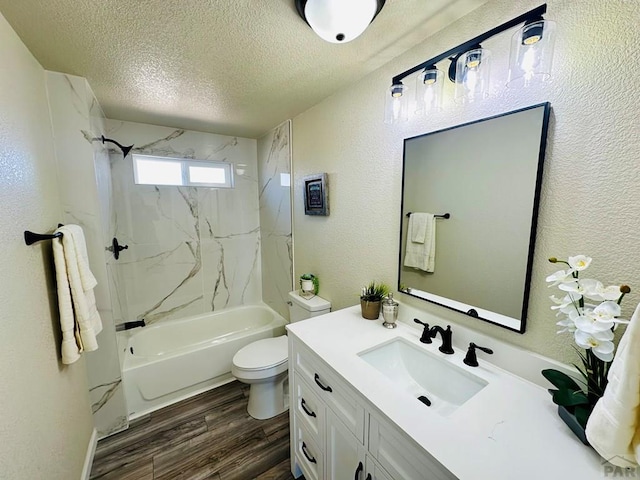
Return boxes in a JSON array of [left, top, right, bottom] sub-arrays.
[[289, 335, 455, 480]]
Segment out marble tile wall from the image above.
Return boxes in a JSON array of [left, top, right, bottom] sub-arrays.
[[105, 120, 262, 324], [45, 72, 128, 438], [257, 121, 293, 319]]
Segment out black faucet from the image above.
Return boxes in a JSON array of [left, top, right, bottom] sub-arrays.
[[428, 325, 454, 354], [463, 342, 494, 367], [413, 318, 432, 344]]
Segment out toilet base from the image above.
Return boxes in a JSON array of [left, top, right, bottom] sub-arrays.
[[246, 372, 288, 420]]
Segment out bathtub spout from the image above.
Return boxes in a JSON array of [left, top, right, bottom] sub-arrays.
[[116, 320, 146, 332]]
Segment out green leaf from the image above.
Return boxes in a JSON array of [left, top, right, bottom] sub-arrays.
[[542, 369, 582, 392], [552, 388, 589, 407]]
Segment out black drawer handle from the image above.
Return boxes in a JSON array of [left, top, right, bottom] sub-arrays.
[[301, 398, 317, 418], [354, 461, 363, 480], [301, 441, 317, 464], [314, 373, 333, 392]]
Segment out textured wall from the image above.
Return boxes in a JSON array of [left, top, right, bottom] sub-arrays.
[[292, 0, 640, 364], [0, 13, 93, 480]]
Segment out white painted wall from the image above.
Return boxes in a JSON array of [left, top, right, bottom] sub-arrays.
[[0, 13, 94, 479], [291, 0, 640, 364]]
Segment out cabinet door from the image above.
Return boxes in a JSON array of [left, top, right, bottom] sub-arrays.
[[326, 410, 366, 480], [366, 456, 394, 480], [369, 414, 457, 480]]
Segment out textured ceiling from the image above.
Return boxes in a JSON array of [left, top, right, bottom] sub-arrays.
[[0, 0, 486, 138]]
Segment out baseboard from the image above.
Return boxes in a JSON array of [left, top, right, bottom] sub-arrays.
[[81, 428, 98, 480]]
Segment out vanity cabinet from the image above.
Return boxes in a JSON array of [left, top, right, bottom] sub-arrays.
[[289, 336, 455, 480]]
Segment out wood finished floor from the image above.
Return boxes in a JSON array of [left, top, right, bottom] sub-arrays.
[[90, 381, 297, 480]]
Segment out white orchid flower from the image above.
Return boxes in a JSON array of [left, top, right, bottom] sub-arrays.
[[582, 281, 623, 302], [575, 310, 615, 333], [591, 301, 621, 321], [568, 255, 592, 271], [558, 281, 584, 297], [574, 329, 615, 362], [556, 317, 576, 334], [550, 294, 580, 314], [546, 269, 574, 286]]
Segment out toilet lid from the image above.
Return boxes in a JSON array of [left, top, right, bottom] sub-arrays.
[[233, 336, 288, 370]]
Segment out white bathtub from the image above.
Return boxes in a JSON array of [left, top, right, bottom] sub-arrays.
[[119, 305, 287, 418]]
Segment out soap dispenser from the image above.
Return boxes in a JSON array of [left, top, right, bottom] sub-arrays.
[[382, 293, 399, 329]]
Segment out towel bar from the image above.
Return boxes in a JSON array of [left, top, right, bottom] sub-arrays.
[[24, 224, 65, 245], [406, 212, 450, 219]]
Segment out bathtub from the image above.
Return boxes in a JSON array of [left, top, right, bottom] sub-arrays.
[[119, 304, 287, 419]]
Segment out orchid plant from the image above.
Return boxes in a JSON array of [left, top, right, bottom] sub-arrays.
[[542, 255, 630, 429]]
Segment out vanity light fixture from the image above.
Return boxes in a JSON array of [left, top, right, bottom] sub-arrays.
[[295, 0, 385, 43], [415, 67, 444, 115], [507, 17, 557, 88], [385, 4, 553, 123], [452, 46, 492, 104], [384, 82, 409, 124]]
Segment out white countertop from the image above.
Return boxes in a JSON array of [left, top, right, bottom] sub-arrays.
[[287, 306, 606, 480]]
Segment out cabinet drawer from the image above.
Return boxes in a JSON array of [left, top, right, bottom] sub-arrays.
[[293, 373, 325, 443], [369, 414, 457, 480], [292, 340, 365, 442], [294, 422, 324, 480]]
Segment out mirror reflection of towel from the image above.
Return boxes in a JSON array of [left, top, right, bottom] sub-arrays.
[[404, 213, 436, 272], [410, 213, 428, 243]]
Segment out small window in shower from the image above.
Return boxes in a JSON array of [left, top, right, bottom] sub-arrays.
[[132, 154, 234, 188]]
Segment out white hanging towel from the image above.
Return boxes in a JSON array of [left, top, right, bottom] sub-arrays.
[[403, 213, 436, 272], [586, 302, 640, 467], [52, 224, 102, 364]]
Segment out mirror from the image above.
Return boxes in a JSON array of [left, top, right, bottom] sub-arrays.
[[399, 103, 550, 332]]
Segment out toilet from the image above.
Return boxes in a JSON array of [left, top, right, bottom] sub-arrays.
[[231, 290, 331, 419]]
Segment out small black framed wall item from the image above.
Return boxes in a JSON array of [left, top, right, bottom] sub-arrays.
[[304, 173, 329, 216]]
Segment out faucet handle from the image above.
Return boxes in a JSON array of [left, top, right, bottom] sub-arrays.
[[463, 342, 494, 367], [413, 318, 432, 344]]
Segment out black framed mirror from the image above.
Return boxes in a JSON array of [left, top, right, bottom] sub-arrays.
[[398, 103, 551, 333]]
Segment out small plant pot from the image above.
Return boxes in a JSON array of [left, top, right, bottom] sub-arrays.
[[557, 405, 590, 446], [360, 299, 381, 320]]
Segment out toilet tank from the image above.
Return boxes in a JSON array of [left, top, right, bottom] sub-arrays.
[[288, 290, 331, 323]]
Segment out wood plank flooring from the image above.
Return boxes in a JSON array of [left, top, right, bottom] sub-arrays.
[[90, 381, 298, 480]]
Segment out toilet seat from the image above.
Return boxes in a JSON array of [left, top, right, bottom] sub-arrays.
[[232, 336, 288, 379]]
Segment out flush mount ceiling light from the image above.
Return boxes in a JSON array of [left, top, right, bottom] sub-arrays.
[[295, 0, 386, 43], [384, 4, 555, 123]]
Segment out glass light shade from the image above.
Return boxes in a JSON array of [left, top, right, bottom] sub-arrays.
[[384, 83, 409, 124], [507, 20, 557, 88], [454, 48, 491, 104], [304, 0, 378, 43], [415, 68, 443, 115]]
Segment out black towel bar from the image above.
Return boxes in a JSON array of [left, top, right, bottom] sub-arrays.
[[24, 224, 65, 245], [406, 212, 450, 219]]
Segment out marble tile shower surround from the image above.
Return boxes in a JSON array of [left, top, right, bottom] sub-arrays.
[[258, 120, 293, 319], [46, 72, 128, 438], [106, 120, 262, 325]]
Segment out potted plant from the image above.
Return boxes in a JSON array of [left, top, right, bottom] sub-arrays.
[[299, 273, 319, 298], [360, 281, 390, 320], [542, 255, 630, 444]]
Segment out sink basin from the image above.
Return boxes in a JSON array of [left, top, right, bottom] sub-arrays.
[[358, 338, 488, 416]]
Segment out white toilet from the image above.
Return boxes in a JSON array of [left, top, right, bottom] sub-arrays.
[[231, 290, 331, 419]]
